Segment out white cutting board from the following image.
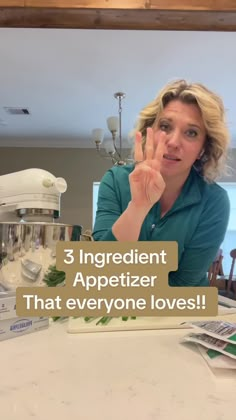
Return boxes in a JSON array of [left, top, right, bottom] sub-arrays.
[[67, 306, 236, 334]]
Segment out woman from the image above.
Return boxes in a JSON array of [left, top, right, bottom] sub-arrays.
[[92, 80, 230, 287]]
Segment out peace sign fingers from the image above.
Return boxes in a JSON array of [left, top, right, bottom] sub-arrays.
[[134, 128, 166, 171]]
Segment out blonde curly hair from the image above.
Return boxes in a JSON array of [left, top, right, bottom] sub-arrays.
[[134, 79, 231, 182]]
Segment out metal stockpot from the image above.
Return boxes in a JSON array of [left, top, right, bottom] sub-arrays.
[[0, 223, 82, 291]]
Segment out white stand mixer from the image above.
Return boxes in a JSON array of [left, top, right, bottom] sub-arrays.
[[0, 168, 67, 222], [0, 168, 81, 291]]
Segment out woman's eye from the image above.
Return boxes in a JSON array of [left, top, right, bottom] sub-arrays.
[[186, 129, 198, 138], [159, 123, 170, 132]]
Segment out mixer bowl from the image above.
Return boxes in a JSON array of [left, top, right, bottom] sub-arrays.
[[0, 222, 81, 291]]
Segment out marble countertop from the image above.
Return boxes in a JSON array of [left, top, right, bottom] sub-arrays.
[[1, 321, 236, 420]]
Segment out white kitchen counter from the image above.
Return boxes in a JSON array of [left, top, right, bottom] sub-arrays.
[[1, 321, 236, 420]]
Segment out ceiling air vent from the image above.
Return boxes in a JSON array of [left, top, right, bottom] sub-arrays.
[[3, 107, 30, 115]]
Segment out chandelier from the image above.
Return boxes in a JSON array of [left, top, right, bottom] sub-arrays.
[[92, 92, 133, 166]]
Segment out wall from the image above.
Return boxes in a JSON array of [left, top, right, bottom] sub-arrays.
[[0, 147, 235, 233], [0, 148, 112, 231], [219, 148, 236, 182]]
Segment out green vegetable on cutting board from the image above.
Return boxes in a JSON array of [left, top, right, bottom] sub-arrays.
[[43, 265, 136, 325]]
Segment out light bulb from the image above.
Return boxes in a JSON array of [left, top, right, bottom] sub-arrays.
[[107, 116, 118, 132], [102, 139, 115, 154], [92, 128, 104, 142]]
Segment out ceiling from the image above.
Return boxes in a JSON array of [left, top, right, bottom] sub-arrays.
[[0, 28, 236, 149]]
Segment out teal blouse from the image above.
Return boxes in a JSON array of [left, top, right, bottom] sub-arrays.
[[93, 165, 230, 287]]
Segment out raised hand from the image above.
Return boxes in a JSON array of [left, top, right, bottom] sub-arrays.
[[129, 127, 166, 209]]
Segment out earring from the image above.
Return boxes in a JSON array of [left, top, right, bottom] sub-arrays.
[[198, 150, 204, 159]]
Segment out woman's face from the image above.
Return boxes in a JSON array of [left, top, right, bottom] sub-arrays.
[[153, 99, 206, 179]]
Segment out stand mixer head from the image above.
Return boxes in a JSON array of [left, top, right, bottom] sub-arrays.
[[0, 168, 67, 222]]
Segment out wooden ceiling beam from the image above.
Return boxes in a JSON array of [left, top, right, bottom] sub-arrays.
[[0, 0, 236, 30]]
